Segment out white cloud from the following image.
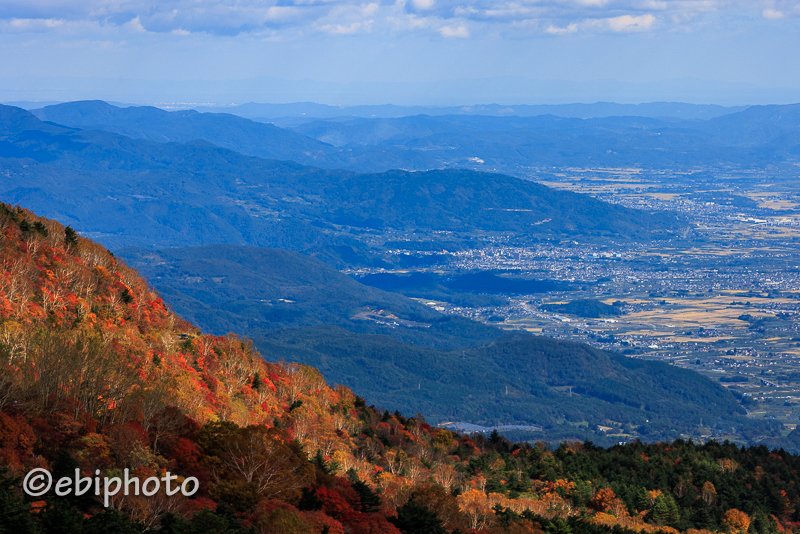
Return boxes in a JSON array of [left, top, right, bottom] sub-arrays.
[[545, 13, 655, 33], [0, 0, 788, 39], [411, 0, 436, 9], [604, 13, 656, 31], [313, 2, 378, 33], [1, 17, 64, 32], [122, 16, 147, 33], [439, 23, 470, 36]]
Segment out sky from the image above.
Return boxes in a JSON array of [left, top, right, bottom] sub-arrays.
[[0, 0, 799, 105]]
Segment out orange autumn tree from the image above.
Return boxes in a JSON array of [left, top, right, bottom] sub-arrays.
[[5, 201, 800, 534], [0, 204, 303, 429], [457, 488, 494, 530], [722, 509, 750, 533]]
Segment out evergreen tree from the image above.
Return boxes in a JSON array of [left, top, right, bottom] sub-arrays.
[[0, 468, 38, 534], [390, 501, 447, 534], [353, 479, 382, 513], [634, 487, 651, 512], [84, 509, 142, 534], [50, 450, 96, 512], [33, 221, 48, 237], [691, 502, 717, 531], [160, 507, 252, 534], [298, 487, 323, 511], [347, 471, 382, 513], [64, 226, 79, 248], [651, 494, 679, 526], [312, 449, 333, 474], [39, 501, 86, 534], [544, 517, 573, 534], [120, 288, 134, 304]]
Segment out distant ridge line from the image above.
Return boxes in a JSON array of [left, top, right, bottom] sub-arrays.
[[187, 101, 749, 121]]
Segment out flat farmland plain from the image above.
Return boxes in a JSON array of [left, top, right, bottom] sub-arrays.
[[366, 166, 800, 439]]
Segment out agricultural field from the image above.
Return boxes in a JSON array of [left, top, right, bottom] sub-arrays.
[[381, 167, 800, 439]]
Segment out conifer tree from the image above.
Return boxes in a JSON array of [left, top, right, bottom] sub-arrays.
[[64, 226, 79, 248], [391, 501, 447, 534], [0, 468, 38, 534]]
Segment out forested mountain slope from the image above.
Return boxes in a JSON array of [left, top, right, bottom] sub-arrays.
[[31, 100, 337, 166], [116, 245, 501, 351], [2, 204, 800, 534], [256, 327, 774, 445], [0, 104, 684, 253], [28, 101, 800, 177], [115, 243, 776, 446]]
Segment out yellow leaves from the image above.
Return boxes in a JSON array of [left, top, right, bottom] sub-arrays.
[[0, 320, 25, 361], [718, 458, 740, 473], [432, 428, 454, 451], [591, 505, 679, 534], [701, 481, 717, 505], [331, 450, 355, 473], [593, 512, 618, 526], [457, 489, 494, 530], [722, 509, 750, 533], [553, 479, 575, 493], [73, 432, 113, 468], [432, 463, 460, 491]]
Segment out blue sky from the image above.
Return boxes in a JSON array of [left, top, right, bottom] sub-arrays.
[[0, 0, 798, 105]]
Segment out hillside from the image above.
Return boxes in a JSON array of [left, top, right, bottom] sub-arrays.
[[117, 245, 501, 350], [114, 244, 773, 446], [18, 100, 800, 180], [256, 326, 774, 445], [1, 204, 799, 534], [0, 104, 684, 254], [703, 103, 800, 145], [541, 299, 624, 318], [290, 112, 800, 173], [31, 100, 338, 166]]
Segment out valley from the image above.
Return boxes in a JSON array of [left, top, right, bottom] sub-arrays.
[[4, 100, 800, 449], [350, 167, 800, 437], [5, 0, 800, 529]]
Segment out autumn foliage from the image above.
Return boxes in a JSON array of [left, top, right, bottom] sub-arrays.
[[0, 204, 798, 534]]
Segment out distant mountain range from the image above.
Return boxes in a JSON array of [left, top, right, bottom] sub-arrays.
[[26, 100, 800, 178], [0, 103, 683, 254], [189, 101, 747, 121], [1, 101, 793, 447], [31, 100, 336, 167], [288, 108, 800, 173]]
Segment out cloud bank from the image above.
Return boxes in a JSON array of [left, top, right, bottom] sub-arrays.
[[0, 0, 791, 39]]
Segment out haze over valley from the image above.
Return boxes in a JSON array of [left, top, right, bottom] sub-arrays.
[[2, 99, 799, 449]]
